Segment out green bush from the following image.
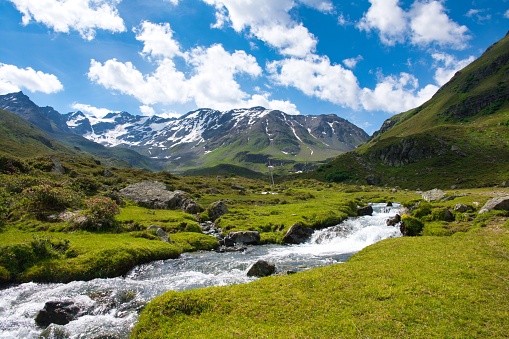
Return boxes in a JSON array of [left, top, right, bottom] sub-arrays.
[[0, 187, 9, 226], [81, 196, 120, 230], [412, 202, 432, 219], [401, 215, 424, 236], [18, 184, 83, 217]]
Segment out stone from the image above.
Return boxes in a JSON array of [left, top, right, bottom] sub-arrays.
[[207, 201, 229, 221], [103, 169, 114, 177], [479, 196, 509, 214], [49, 156, 65, 175], [357, 205, 373, 216], [119, 181, 201, 213], [224, 231, 260, 246], [39, 324, 70, 338], [454, 204, 469, 213], [147, 225, 170, 242], [247, 260, 276, 277], [231, 184, 246, 191], [386, 214, 401, 226], [35, 301, 80, 327], [282, 223, 314, 244], [422, 188, 446, 202]]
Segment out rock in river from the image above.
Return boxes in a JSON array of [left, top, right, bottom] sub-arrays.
[[35, 301, 80, 327], [247, 260, 276, 277], [282, 223, 314, 244]]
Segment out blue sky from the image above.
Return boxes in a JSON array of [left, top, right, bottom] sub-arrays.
[[0, 0, 507, 134]]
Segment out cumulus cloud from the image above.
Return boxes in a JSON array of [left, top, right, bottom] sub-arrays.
[[505, 9, 509, 19], [247, 93, 300, 115], [343, 55, 363, 69], [134, 21, 183, 60], [298, 0, 333, 12], [8, 0, 125, 40], [0, 63, 63, 94], [202, 0, 319, 57], [357, 0, 470, 49], [267, 56, 361, 109], [409, 1, 470, 49], [466, 8, 491, 23], [71, 102, 119, 118], [360, 72, 438, 112], [139, 105, 156, 116], [432, 52, 475, 86], [357, 0, 407, 45]]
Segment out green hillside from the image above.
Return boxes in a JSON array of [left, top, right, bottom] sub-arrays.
[[310, 32, 509, 190]]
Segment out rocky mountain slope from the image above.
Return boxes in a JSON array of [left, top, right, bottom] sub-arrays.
[[311, 32, 509, 189], [0, 93, 368, 173]]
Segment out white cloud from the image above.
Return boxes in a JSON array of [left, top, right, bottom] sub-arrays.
[[247, 93, 300, 115], [139, 105, 156, 116], [357, 0, 407, 45], [432, 52, 475, 86], [165, 0, 179, 5], [9, 0, 125, 40], [71, 102, 118, 118], [0, 63, 63, 94], [202, 0, 318, 57], [410, 1, 470, 49], [134, 21, 183, 60], [466, 8, 491, 23], [343, 55, 363, 69], [268, 56, 361, 109], [357, 0, 470, 49], [505, 9, 509, 19], [298, 0, 333, 12], [360, 72, 439, 112]]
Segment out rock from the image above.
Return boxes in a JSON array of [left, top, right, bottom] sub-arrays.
[[282, 223, 314, 244], [454, 204, 469, 213], [365, 175, 381, 185], [357, 205, 373, 216], [247, 260, 275, 277], [35, 301, 80, 327], [386, 202, 393, 207], [39, 324, 70, 338], [224, 231, 260, 246], [215, 245, 247, 253], [147, 225, 170, 242], [386, 214, 401, 226], [103, 169, 114, 177], [119, 181, 201, 213], [479, 196, 509, 214], [231, 184, 245, 191], [422, 188, 446, 202], [49, 156, 65, 175], [501, 181, 508, 188], [207, 201, 229, 221]]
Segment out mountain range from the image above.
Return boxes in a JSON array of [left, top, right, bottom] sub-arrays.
[[0, 93, 368, 173]]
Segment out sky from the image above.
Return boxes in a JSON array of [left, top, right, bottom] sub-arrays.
[[0, 0, 507, 134]]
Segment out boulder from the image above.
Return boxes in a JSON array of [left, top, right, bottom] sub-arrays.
[[39, 324, 70, 338], [247, 260, 275, 277], [479, 196, 509, 214], [49, 156, 65, 175], [147, 225, 170, 242], [224, 231, 260, 246], [454, 204, 469, 213], [282, 223, 314, 244], [422, 189, 446, 202], [386, 214, 401, 226], [35, 301, 80, 327], [357, 205, 373, 216], [207, 201, 229, 221], [119, 181, 201, 213]]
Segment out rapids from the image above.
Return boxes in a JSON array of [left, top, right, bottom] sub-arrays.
[[0, 203, 401, 338]]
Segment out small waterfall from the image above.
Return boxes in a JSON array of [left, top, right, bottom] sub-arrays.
[[0, 203, 401, 338]]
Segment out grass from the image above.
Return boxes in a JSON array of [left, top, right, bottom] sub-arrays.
[[132, 224, 509, 338]]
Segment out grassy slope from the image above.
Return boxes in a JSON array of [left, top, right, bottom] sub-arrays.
[[132, 225, 509, 338], [310, 33, 509, 189]]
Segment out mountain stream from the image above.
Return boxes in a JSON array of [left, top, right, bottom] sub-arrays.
[[0, 203, 401, 338]]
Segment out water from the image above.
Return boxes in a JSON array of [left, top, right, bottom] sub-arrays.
[[0, 203, 401, 338]]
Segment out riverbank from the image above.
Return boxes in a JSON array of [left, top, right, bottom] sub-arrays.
[[132, 224, 509, 338]]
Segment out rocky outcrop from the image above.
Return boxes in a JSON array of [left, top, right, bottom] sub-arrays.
[[247, 260, 275, 277], [35, 301, 80, 327], [369, 137, 448, 167], [479, 197, 509, 214], [422, 189, 446, 202], [357, 205, 373, 216], [454, 204, 470, 213], [282, 223, 314, 244], [207, 201, 228, 221], [119, 181, 202, 213], [224, 231, 260, 246]]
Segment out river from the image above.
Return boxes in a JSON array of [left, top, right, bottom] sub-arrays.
[[0, 203, 401, 338]]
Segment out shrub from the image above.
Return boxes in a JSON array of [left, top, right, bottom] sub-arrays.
[[412, 202, 432, 219], [18, 184, 83, 218], [0, 187, 9, 226], [81, 196, 120, 230], [400, 215, 424, 236]]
